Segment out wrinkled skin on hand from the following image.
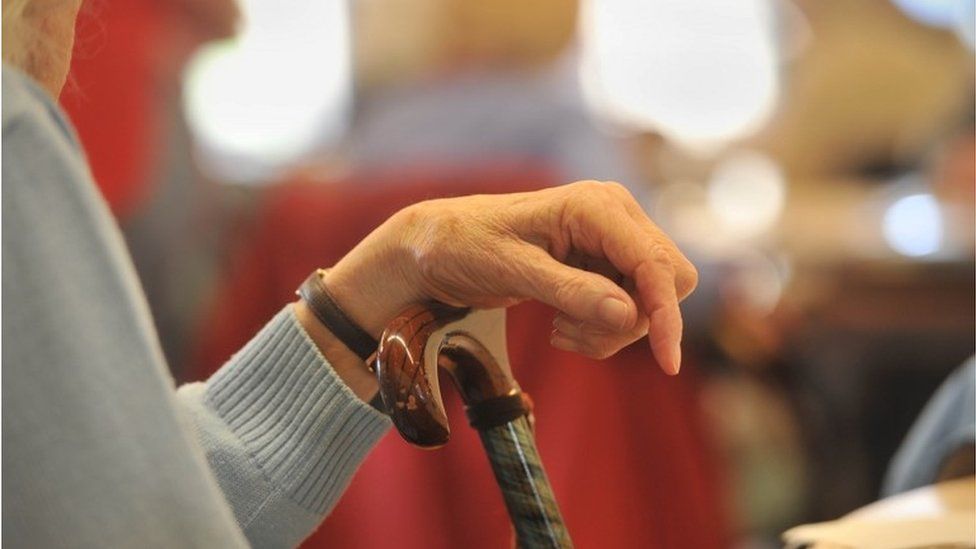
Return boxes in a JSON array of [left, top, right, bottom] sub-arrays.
[[325, 181, 697, 375]]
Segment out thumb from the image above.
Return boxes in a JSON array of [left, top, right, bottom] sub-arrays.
[[512, 246, 638, 332]]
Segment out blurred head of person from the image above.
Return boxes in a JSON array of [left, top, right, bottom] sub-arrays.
[[354, 0, 578, 89], [440, 0, 577, 68]]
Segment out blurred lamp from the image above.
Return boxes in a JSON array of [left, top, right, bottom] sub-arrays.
[[707, 151, 786, 239], [183, 0, 351, 183], [882, 194, 944, 257], [580, 0, 780, 148]]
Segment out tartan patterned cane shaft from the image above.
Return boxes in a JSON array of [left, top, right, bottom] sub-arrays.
[[478, 416, 573, 548]]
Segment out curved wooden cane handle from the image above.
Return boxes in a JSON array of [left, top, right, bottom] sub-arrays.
[[374, 303, 463, 447], [374, 304, 519, 447]]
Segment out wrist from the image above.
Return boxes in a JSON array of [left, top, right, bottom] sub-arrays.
[[293, 300, 378, 402]]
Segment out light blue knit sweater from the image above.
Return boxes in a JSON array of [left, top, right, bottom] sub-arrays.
[[1, 65, 390, 547]]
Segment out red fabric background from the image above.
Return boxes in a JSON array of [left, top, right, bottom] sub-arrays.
[[192, 166, 731, 548], [61, 0, 161, 220]]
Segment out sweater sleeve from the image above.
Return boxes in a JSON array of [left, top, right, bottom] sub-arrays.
[[176, 305, 391, 548]]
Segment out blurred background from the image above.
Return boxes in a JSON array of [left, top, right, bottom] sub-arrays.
[[63, 0, 974, 546]]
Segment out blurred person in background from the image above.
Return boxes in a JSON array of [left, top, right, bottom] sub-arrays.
[[1, 1, 699, 548], [344, 0, 642, 200], [884, 356, 975, 496]]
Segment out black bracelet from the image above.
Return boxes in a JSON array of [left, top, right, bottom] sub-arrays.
[[297, 269, 378, 361], [297, 270, 387, 412]]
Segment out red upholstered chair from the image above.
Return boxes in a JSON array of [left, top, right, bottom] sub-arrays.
[[192, 164, 731, 548]]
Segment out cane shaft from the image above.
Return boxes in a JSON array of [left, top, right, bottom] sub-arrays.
[[479, 416, 572, 548]]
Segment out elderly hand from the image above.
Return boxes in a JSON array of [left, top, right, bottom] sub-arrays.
[[313, 181, 696, 379]]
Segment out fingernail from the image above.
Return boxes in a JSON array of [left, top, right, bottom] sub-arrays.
[[670, 344, 682, 375], [597, 297, 630, 330], [550, 332, 577, 351]]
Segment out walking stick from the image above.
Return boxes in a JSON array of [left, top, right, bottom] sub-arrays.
[[375, 303, 573, 548]]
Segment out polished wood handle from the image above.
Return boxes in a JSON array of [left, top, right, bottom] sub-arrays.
[[374, 302, 467, 447], [375, 303, 520, 446]]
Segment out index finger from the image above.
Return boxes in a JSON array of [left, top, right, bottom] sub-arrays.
[[562, 187, 685, 374], [604, 182, 698, 301]]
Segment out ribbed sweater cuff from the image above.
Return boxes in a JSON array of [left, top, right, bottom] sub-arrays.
[[204, 305, 389, 515]]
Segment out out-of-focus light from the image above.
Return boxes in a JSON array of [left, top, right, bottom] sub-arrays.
[[580, 0, 780, 148], [727, 250, 791, 316], [655, 180, 709, 238], [956, 0, 976, 49], [882, 194, 944, 257], [183, 0, 351, 183], [707, 151, 786, 238], [891, 0, 963, 28]]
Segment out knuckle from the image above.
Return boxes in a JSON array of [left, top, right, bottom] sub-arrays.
[[604, 180, 630, 197], [565, 180, 629, 208], [551, 276, 583, 308], [567, 180, 606, 201], [563, 181, 626, 224], [415, 243, 440, 284], [414, 208, 461, 281], [649, 243, 676, 273], [576, 179, 604, 190], [556, 185, 587, 222], [676, 258, 699, 299]]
